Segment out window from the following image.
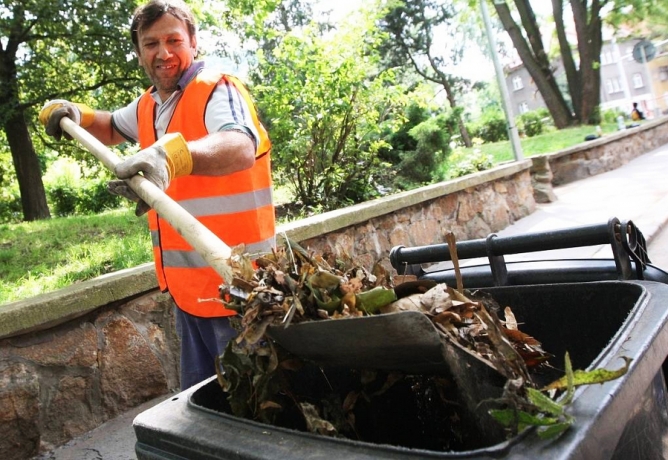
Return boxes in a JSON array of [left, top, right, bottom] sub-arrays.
[[519, 102, 530, 114], [632, 73, 644, 88], [600, 51, 614, 65], [606, 78, 622, 94], [512, 76, 524, 91], [659, 66, 668, 82]]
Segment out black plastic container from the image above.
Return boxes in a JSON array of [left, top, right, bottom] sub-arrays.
[[134, 280, 668, 460]]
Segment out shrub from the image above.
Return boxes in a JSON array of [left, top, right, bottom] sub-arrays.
[[48, 184, 79, 216], [601, 108, 626, 124], [442, 148, 494, 180], [517, 110, 546, 137], [466, 110, 508, 144], [0, 185, 22, 223], [44, 157, 123, 217], [77, 178, 124, 214], [405, 115, 452, 180]]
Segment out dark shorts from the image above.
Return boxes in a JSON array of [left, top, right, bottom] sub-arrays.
[[175, 307, 238, 390]]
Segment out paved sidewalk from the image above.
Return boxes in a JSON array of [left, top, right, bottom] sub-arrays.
[[32, 141, 668, 460], [493, 142, 668, 262]]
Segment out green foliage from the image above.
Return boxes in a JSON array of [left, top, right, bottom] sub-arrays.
[[394, 112, 457, 187], [602, 108, 626, 124], [0, 150, 21, 223], [11, 0, 145, 118], [0, 209, 151, 304], [254, 16, 408, 210], [2, 0, 146, 221], [0, 186, 22, 224], [466, 109, 509, 144], [441, 147, 494, 180], [517, 109, 549, 138], [379, 102, 458, 189], [43, 157, 123, 217], [490, 352, 630, 440]]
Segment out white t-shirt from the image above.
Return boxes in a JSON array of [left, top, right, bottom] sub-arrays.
[[111, 61, 260, 147]]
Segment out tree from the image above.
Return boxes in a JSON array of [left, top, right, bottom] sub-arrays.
[[491, 0, 576, 127], [1, 0, 144, 221], [378, 0, 474, 147], [489, 0, 667, 127], [253, 17, 410, 210]]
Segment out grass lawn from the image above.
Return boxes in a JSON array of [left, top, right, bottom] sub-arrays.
[[1, 123, 620, 306], [462, 123, 618, 163], [0, 208, 152, 304]]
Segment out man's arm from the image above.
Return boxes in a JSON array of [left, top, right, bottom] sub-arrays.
[[188, 130, 256, 176], [86, 111, 128, 146]]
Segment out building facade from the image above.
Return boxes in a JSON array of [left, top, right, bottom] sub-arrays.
[[505, 38, 668, 120]]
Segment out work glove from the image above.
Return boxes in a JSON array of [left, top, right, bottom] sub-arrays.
[[39, 100, 95, 140], [107, 132, 193, 216]]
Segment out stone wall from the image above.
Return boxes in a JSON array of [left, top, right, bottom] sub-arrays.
[[0, 291, 180, 458], [1, 116, 666, 459], [547, 117, 668, 185]]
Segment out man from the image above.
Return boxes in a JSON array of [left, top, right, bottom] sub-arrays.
[[39, 0, 276, 390], [631, 102, 645, 121]]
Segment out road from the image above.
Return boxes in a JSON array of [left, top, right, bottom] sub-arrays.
[[649, 224, 668, 270]]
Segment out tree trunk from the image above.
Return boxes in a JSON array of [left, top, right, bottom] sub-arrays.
[[5, 110, 51, 221], [437, 77, 472, 147], [553, 0, 581, 119], [494, 1, 575, 128], [571, 0, 603, 125]]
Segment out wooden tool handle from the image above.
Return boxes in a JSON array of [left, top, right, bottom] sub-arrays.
[[60, 117, 234, 282]]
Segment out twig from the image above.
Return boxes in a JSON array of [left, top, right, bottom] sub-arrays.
[[446, 232, 463, 293]]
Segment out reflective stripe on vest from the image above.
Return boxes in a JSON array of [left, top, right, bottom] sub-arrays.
[[138, 68, 276, 317]]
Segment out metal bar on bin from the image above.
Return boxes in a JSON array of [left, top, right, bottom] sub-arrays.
[[389, 217, 651, 283], [391, 221, 613, 267], [486, 233, 508, 286]]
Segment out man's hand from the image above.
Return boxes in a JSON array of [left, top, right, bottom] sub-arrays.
[[39, 100, 95, 140], [108, 133, 193, 216]]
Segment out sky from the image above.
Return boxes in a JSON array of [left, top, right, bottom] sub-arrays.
[[315, 0, 560, 83]]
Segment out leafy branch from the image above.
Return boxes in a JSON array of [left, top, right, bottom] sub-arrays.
[[490, 352, 632, 439]]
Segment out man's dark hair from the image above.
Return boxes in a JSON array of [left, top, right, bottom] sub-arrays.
[[131, 0, 197, 50]]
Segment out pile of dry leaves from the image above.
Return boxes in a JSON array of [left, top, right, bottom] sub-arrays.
[[214, 238, 628, 446]]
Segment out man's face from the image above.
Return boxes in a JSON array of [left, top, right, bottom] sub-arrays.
[[136, 14, 197, 101]]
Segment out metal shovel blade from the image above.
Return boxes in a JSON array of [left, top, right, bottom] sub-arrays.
[[266, 310, 508, 439], [267, 311, 456, 375]]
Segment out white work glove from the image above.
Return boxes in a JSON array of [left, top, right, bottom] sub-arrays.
[[107, 133, 193, 216], [39, 100, 95, 140]]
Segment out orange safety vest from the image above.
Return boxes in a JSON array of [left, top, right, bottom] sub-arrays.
[[137, 69, 276, 317]]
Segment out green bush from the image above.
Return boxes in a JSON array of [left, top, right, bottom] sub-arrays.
[[44, 157, 123, 217], [466, 110, 508, 144], [405, 115, 452, 180], [517, 110, 546, 137], [0, 186, 22, 223], [601, 108, 626, 124], [443, 148, 494, 180], [77, 178, 124, 214], [48, 184, 79, 216]]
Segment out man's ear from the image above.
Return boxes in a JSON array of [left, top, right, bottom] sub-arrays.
[[135, 48, 145, 68], [190, 36, 198, 58]]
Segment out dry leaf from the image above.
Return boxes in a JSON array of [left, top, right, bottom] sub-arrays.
[[504, 306, 518, 330]]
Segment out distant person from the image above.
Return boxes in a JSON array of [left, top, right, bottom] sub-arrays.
[[631, 102, 645, 121]]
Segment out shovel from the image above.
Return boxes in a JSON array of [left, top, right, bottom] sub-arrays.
[[63, 119, 511, 435], [59, 117, 234, 282], [62, 117, 511, 377]]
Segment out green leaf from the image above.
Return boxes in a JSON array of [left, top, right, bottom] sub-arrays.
[[489, 409, 559, 428], [356, 286, 398, 314], [536, 420, 573, 440], [526, 388, 563, 417], [542, 356, 632, 394]]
